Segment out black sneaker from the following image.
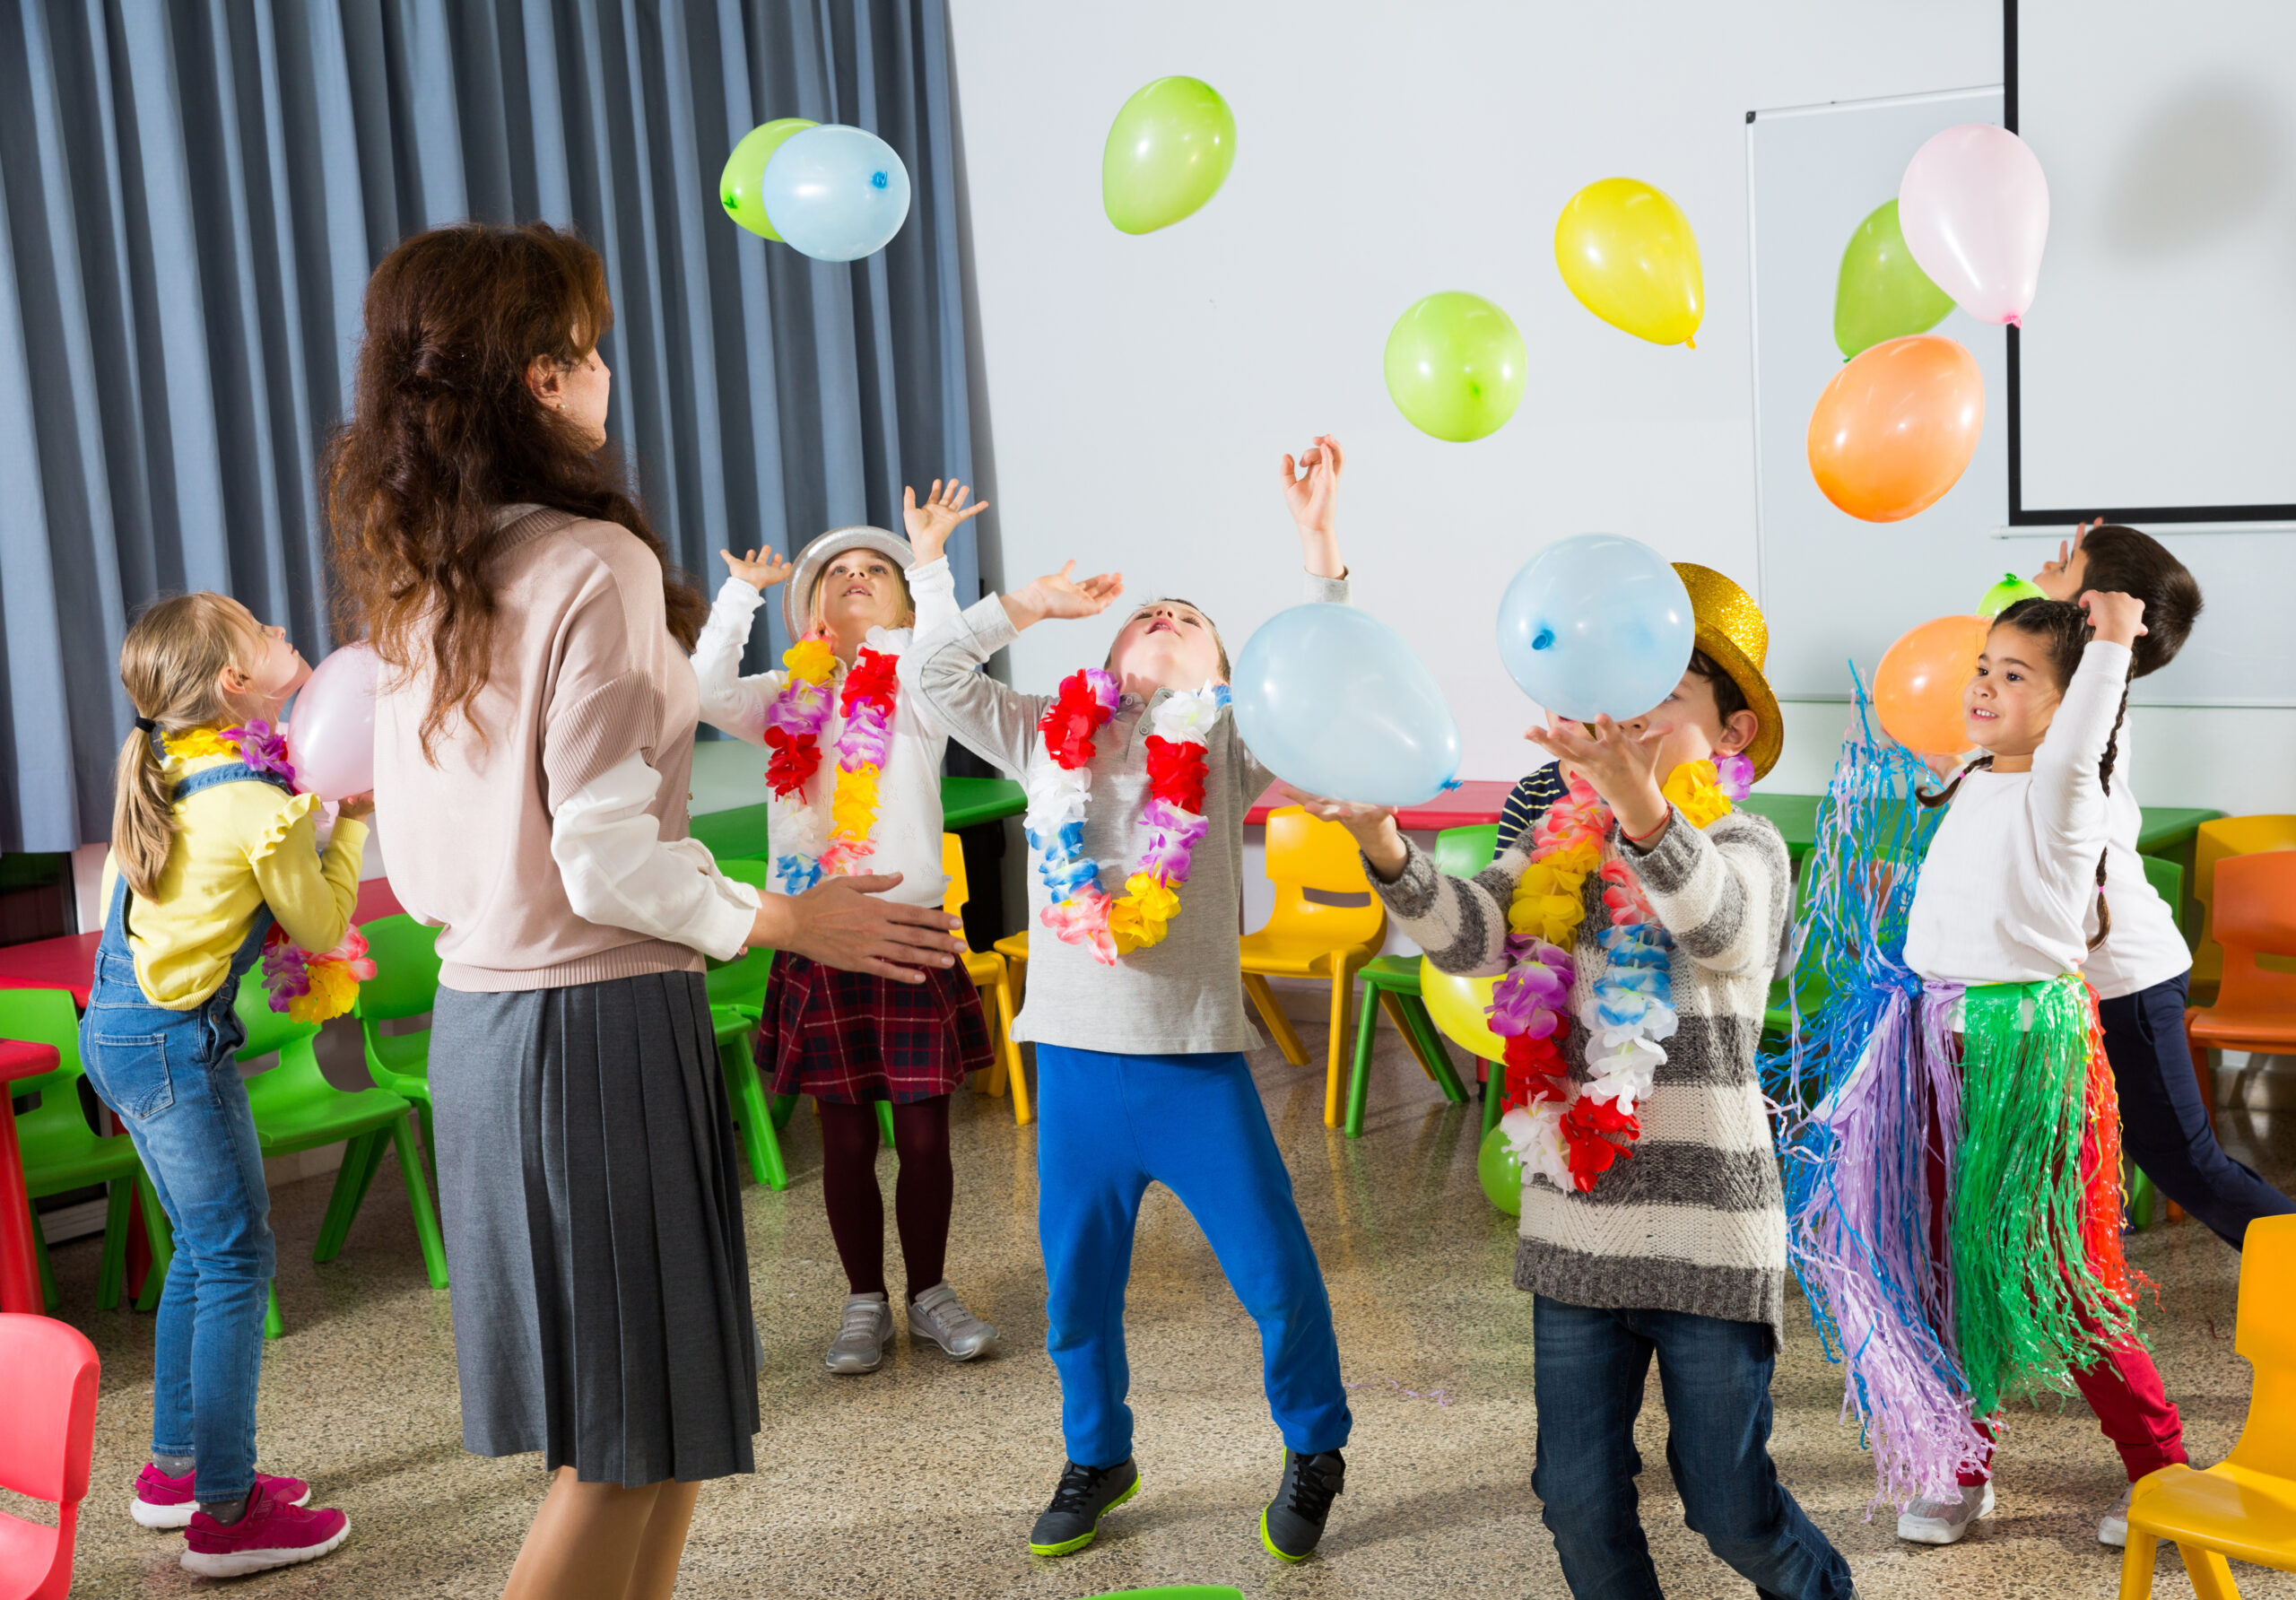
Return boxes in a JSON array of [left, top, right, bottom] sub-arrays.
[[1028, 1458, 1139, 1557], [1259, 1448, 1344, 1561]]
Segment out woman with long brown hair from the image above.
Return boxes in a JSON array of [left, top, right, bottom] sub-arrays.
[[329, 222, 963, 1600]]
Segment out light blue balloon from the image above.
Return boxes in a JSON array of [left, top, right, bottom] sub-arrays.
[[1496, 535, 1694, 723], [759, 125, 912, 262], [1231, 604, 1461, 807]]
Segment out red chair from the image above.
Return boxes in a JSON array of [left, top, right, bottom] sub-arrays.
[[2187, 852, 2296, 1136], [0, 1312, 100, 1600]]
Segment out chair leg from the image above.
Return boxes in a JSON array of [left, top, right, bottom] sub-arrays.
[[770, 1091, 799, 1132], [97, 1178, 134, 1310], [30, 1204, 58, 1314], [1243, 974, 1309, 1067], [1379, 991, 1439, 1081], [312, 1132, 383, 1263], [2179, 1543, 2241, 1600], [722, 1036, 788, 1192], [1396, 996, 1466, 1104], [1323, 967, 1356, 1128], [1483, 1064, 1506, 1137], [978, 979, 1008, 1100], [874, 1098, 896, 1147], [2126, 1164, 2156, 1231], [333, 1128, 394, 1258], [1346, 981, 1382, 1139], [264, 1280, 283, 1341], [997, 978, 1032, 1127], [2115, 1531, 2156, 1600], [391, 1115, 451, 1288], [135, 1171, 174, 1314]]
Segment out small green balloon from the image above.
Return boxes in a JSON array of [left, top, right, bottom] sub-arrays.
[[1384, 291, 1527, 443], [1978, 571, 2049, 618], [1833, 199, 1956, 361], [1478, 1126, 1524, 1216], [720, 117, 817, 241], [1102, 76, 1236, 234]]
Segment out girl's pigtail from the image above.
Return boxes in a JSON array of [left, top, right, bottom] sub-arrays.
[[1916, 754, 1994, 809], [112, 723, 178, 900], [2087, 673, 2135, 952]]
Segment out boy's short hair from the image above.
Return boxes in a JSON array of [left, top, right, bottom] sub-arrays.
[[2079, 526, 2201, 678], [1104, 596, 1231, 681], [1686, 648, 1751, 726]]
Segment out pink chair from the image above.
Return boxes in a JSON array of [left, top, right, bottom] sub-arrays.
[[0, 1312, 100, 1600]]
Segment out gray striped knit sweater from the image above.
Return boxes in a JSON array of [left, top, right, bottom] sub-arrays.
[[1370, 804, 1793, 1345]]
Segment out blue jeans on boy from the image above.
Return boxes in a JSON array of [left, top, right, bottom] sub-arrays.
[[80, 871, 275, 1507], [1531, 1297, 1853, 1600], [2102, 972, 2294, 1248], [1034, 1045, 1352, 1469]]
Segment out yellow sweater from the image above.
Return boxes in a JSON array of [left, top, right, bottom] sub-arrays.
[[100, 750, 369, 1011]]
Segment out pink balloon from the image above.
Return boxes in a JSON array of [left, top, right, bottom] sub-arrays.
[[288, 643, 378, 801], [1898, 123, 2050, 328]]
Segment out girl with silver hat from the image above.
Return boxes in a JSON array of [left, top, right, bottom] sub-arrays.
[[692, 482, 1001, 1376]]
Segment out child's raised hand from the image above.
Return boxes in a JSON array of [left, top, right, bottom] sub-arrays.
[[720, 546, 792, 591], [2079, 588, 2148, 648], [1277, 784, 1406, 879], [1278, 435, 1344, 538], [1526, 716, 1670, 839], [902, 479, 988, 563], [335, 791, 377, 822], [1004, 561, 1123, 630]]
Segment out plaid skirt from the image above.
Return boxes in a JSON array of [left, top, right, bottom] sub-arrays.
[[760, 952, 994, 1104]]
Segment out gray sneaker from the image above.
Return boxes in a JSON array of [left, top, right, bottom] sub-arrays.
[[1896, 1481, 1993, 1544], [907, 1281, 999, 1361], [825, 1293, 893, 1375]]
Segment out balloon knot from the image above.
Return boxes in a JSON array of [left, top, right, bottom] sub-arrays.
[[1683, 337, 1696, 350], [2005, 315, 2022, 329]]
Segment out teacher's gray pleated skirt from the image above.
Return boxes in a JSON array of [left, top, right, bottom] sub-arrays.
[[430, 970, 759, 1485]]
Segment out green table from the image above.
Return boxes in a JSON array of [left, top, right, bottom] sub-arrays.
[[1735, 793, 2220, 880], [2134, 806, 2221, 857], [688, 777, 1025, 863], [1740, 793, 1821, 864]]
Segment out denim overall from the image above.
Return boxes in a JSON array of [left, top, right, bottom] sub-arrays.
[[80, 761, 287, 1506]]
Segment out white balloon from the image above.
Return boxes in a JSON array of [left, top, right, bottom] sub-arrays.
[[1898, 123, 2050, 328]]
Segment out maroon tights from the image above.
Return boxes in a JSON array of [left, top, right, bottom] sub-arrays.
[[817, 1096, 953, 1301]]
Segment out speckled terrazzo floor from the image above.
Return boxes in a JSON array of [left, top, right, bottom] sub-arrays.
[[31, 1025, 2296, 1600]]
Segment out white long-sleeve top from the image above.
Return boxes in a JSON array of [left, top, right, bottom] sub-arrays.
[[691, 557, 961, 909], [1905, 639, 2135, 986], [2079, 722, 2194, 1000], [549, 750, 761, 962]]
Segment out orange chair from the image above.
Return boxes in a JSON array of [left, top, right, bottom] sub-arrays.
[[2190, 817, 2296, 999], [0, 1311, 100, 1600], [943, 834, 1031, 1126], [2117, 1215, 2296, 1598], [1238, 807, 1388, 1127], [2186, 851, 2296, 1141]]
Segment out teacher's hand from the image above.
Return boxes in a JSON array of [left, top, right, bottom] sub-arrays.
[[754, 873, 968, 983]]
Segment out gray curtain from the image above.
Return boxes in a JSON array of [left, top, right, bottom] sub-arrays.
[[0, 0, 979, 854]]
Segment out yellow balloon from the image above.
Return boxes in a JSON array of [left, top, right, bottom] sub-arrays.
[[1553, 178, 1703, 347], [1419, 957, 1507, 1065]]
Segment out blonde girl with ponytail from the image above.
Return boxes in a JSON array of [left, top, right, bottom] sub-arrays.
[[83, 592, 371, 1576]]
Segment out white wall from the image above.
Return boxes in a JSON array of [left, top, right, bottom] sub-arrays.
[[946, 0, 2296, 813]]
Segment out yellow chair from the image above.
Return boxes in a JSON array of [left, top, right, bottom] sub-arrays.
[[2118, 1214, 2296, 1599], [1238, 807, 1388, 1127], [2190, 816, 2296, 1000], [943, 834, 1031, 1126]]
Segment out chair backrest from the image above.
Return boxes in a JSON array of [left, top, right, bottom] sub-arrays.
[[0, 1311, 100, 1504], [0, 987, 83, 1103], [2212, 852, 2296, 1015], [352, 915, 442, 1025], [1436, 823, 1500, 878], [718, 857, 771, 893], [2194, 816, 2296, 975], [2228, 1214, 2296, 1477], [232, 977, 322, 1065], [2139, 854, 2184, 935], [941, 832, 969, 917], [1254, 807, 1385, 948]]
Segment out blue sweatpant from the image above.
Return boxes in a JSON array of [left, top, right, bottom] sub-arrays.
[[1034, 1045, 1352, 1468]]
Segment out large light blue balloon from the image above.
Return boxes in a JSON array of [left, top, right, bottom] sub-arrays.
[[1496, 535, 1695, 722], [759, 125, 912, 261], [1231, 604, 1461, 807]]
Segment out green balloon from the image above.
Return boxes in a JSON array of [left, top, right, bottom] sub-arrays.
[[1102, 77, 1236, 234], [1384, 292, 1526, 443], [1833, 199, 1956, 360], [1478, 1126, 1524, 1217], [720, 117, 817, 241], [1978, 571, 2050, 618]]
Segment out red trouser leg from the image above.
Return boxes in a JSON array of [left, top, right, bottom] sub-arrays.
[[2070, 1330, 2186, 1483]]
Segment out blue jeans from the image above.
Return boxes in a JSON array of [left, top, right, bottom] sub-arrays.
[[2102, 972, 2294, 1248], [81, 906, 274, 1505], [1531, 1297, 1852, 1600], [1034, 1045, 1352, 1467]]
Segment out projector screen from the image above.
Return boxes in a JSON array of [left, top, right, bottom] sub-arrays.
[[2011, 0, 2296, 520]]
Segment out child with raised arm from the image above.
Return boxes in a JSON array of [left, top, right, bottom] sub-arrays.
[[909, 437, 1355, 1564], [693, 482, 1001, 1377]]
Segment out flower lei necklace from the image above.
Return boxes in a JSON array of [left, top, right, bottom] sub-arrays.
[[760, 636, 900, 895], [164, 723, 375, 1023], [1025, 669, 1223, 966], [1492, 753, 1754, 1194]]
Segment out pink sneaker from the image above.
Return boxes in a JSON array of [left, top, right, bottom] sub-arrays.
[[180, 1482, 348, 1577], [131, 1462, 312, 1529]]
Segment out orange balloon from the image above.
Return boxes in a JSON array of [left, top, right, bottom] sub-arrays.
[[1874, 614, 1988, 756], [1806, 335, 1985, 522]]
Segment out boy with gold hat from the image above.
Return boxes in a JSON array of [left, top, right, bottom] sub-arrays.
[[1298, 566, 1855, 1600]]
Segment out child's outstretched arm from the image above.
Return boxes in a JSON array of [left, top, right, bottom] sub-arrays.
[[1277, 434, 1348, 581], [1286, 790, 1518, 977], [254, 795, 370, 954], [2032, 590, 2144, 855], [910, 562, 1123, 778], [693, 546, 795, 745]]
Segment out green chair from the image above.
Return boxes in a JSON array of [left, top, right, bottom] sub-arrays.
[[234, 981, 448, 1335], [1342, 824, 1494, 1138], [2143, 854, 2186, 938], [709, 858, 789, 1189], [352, 915, 443, 1187], [0, 987, 165, 1314]]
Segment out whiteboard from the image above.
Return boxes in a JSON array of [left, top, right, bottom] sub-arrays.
[[1749, 87, 2294, 709]]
